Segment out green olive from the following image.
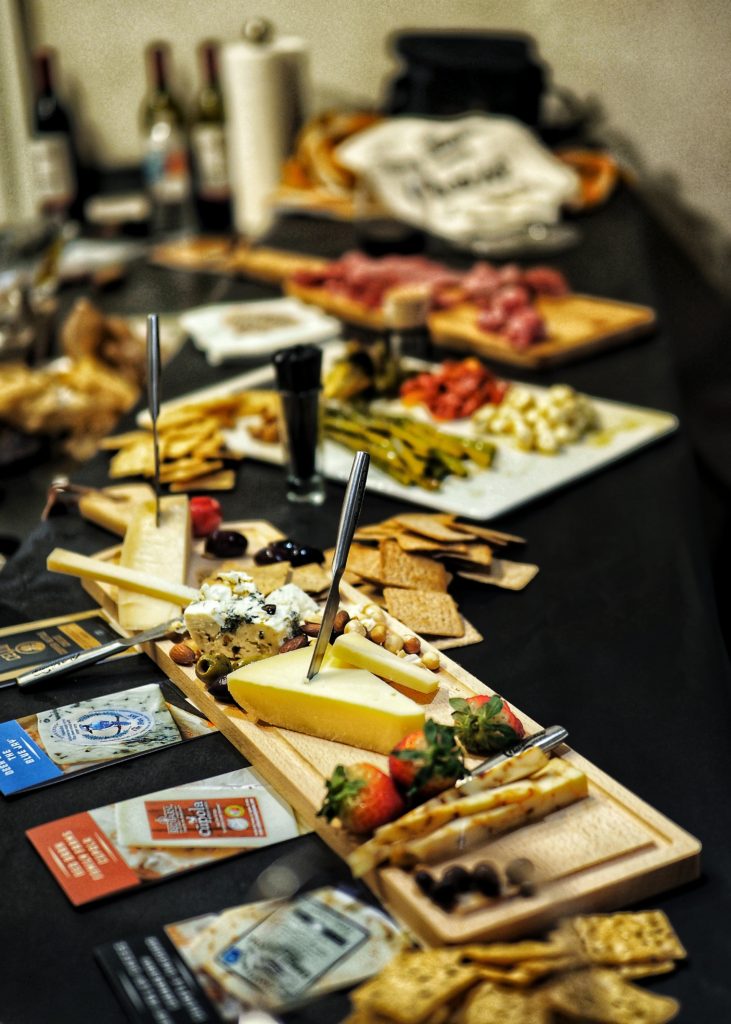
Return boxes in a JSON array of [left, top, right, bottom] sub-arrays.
[[195, 654, 233, 685]]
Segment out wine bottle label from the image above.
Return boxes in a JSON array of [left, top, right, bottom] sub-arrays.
[[30, 135, 75, 209], [191, 124, 229, 199], [143, 128, 191, 203]]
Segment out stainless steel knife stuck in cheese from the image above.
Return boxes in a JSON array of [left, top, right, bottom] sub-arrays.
[[306, 450, 370, 680], [147, 312, 162, 526], [455, 724, 568, 795]]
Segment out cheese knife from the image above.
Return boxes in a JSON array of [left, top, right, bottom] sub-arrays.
[[147, 312, 162, 526], [15, 618, 180, 689], [306, 450, 370, 680], [455, 724, 568, 795]]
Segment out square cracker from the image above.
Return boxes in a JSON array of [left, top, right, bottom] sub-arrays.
[[459, 981, 550, 1024], [571, 911, 687, 965], [393, 513, 469, 542], [238, 561, 292, 594], [462, 939, 570, 965], [546, 967, 679, 1023], [291, 562, 331, 594], [458, 558, 539, 591], [352, 950, 480, 1024], [348, 544, 385, 583], [384, 587, 464, 638], [380, 539, 448, 592]]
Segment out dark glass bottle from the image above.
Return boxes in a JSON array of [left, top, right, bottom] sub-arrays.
[[30, 48, 78, 218], [140, 42, 191, 234], [190, 40, 231, 231]]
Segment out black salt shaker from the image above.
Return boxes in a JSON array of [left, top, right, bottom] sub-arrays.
[[273, 344, 325, 505]]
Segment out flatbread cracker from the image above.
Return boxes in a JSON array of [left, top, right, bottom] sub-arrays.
[[459, 981, 550, 1024], [546, 966, 680, 1023], [458, 558, 539, 591], [348, 544, 385, 583], [571, 911, 687, 965], [241, 561, 292, 593], [383, 587, 464, 638], [170, 469, 235, 492], [462, 939, 570, 965], [617, 960, 676, 979], [452, 523, 526, 545], [291, 562, 331, 594], [439, 543, 494, 567], [393, 513, 469, 542], [352, 950, 480, 1024], [380, 540, 449, 592]]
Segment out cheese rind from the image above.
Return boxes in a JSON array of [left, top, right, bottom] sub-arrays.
[[332, 633, 439, 695], [228, 645, 425, 754], [47, 548, 199, 608], [118, 496, 191, 630]]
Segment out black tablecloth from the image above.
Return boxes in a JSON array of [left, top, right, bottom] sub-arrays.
[[1, 190, 730, 1023]]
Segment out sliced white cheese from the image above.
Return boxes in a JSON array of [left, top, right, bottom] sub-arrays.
[[228, 645, 424, 754], [332, 633, 439, 695], [118, 496, 191, 631], [47, 548, 199, 607], [36, 683, 181, 765]]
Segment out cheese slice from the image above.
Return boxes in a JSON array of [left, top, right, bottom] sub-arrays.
[[118, 496, 191, 630], [78, 484, 155, 537], [385, 759, 588, 868], [47, 548, 199, 609], [332, 633, 439, 695], [228, 645, 425, 754]]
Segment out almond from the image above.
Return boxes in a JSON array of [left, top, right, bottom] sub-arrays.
[[170, 642, 197, 666], [279, 634, 309, 653]]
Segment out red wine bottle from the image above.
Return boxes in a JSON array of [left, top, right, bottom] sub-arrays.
[[141, 42, 191, 234], [190, 40, 231, 231], [30, 48, 77, 218]]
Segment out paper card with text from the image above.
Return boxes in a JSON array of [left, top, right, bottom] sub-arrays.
[[0, 611, 128, 684], [0, 681, 215, 797], [96, 887, 406, 1021], [27, 767, 304, 906]]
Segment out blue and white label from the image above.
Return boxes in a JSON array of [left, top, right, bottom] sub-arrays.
[[0, 720, 63, 795], [49, 708, 155, 746]]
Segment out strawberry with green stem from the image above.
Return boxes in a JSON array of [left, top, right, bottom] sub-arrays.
[[389, 720, 465, 801], [450, 694, 525, 756], [318, 763, 404, 835]]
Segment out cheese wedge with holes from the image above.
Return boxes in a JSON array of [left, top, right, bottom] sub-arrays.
[[47, 548, 199, 609], [227, 645, 425, 754], [332, 633, 439, 695], [380, 759, 588, 869], [118, 496, 191, 630]]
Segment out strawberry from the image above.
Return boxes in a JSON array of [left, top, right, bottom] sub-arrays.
[[190, 496, 223, 537], [317, 763, 404, 835], [389, 720, 465, 800], [450, 694, 525, 756]]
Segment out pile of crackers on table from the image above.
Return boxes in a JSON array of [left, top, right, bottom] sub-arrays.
[[334, 513, 538, 650], [345, 909, 684, 1023]]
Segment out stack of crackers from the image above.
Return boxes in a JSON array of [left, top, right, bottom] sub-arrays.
[[346, 910, 684, 1023], [100, 391, 279, 493], [334, 513, 538, 650], [201, 557, 331, 599]]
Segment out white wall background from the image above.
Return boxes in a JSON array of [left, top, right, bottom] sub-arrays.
[[19, 0, 731, 287]]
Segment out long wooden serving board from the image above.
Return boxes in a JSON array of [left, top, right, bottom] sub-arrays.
[[81, 520, 699, 945]]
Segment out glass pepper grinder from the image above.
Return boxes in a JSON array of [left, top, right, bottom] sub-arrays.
[[273, 344, 325, 505]]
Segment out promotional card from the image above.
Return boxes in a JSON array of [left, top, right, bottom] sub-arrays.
[[0, 610, 128, 685]]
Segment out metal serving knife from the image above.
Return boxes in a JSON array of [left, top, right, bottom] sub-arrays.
[[455, 724, 568, 795], [147, 312, 162, 526], [15, 618, 180, 689], [306, 450, 370, 680]]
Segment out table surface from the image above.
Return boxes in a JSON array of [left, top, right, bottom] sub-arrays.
[[1, 189, 730, 1024]]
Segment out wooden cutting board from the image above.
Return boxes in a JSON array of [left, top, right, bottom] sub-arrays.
[[428, 295, 657, 369], [81, 520, 699, 946]]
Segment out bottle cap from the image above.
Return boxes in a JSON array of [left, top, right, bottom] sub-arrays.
[[242, 17, 274, 45], [273, 344, 322, 392]]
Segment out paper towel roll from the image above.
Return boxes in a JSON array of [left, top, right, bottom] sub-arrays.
[[222, 35, 309, 237]]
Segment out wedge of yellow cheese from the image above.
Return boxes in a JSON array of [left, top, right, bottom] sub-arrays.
[[227, 645, 425, 754], [332, 633, 439, 695], [118, 496, 191, 631], [77, 484, 155, 537], [47, 548, 198, 609]]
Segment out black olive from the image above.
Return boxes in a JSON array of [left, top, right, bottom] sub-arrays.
[[430, 880, 457, 911], [289, 544, 325, 567], [206, 676, 235, 704], [414, 869, 434, 895], [254, 544, 284, 565], [195, 654, 233, 684], [442, 865, 472, 892], [204, 530, 248, 559], [471, 861, 501, 897], [263, 604, 276, 615]]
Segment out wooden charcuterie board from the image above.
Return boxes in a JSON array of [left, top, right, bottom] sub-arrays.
[[428, 295, 656, 369], [81, 520, 699, 946]]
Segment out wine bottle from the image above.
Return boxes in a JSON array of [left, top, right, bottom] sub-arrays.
[[30, 48, 78, 218], [190, 40, 231, 231], [140, 42, 191, 234]]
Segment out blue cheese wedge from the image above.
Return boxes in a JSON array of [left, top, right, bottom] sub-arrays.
[[36, 683, 181, 765], [184, 571, 318, 667]]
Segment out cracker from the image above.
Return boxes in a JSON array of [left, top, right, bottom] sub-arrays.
[[430, 615, 482, 650], [618, 960, 675, 979], [440, 543, 494, 568], [546, 967, 680, 1023], [352, 950, 480, 1024], [170, 469, 235, 492], [458, 558, 539, 591], [452, 523, 525, 545], [462, 939, 570, 965], [459, 981, 549, 1024], [393, 513, 468, 542], [571, 911, 687, 965], [291, 562, 331, 594], [348, 544, 385, 583], [242, 561, 292, 593], [384, 587, 464, 638], [98, 430, 149, 450], [395, 533, 453, 553], [380, 540, 448, 592]]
